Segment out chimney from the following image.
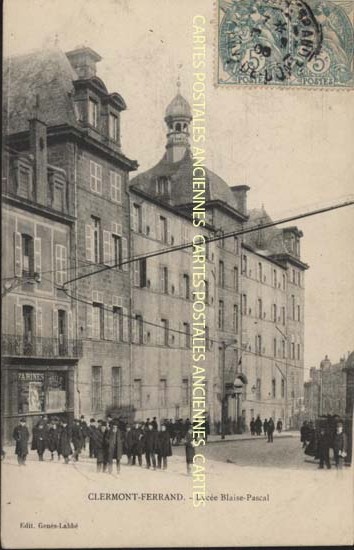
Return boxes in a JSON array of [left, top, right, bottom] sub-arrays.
[[29, 98, 48, 206], [230, 185, 250, 216], [66, 47, 102, 79]]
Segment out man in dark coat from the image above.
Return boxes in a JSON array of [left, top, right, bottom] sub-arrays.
[[47, 419, 60, 460], [276, 419, 283, 433], [32, 421, 48, 462], [72, 419, 85, 461], [263, 418, 269, 437], [318, 427, 331, 469], [124, 425, 134, 465], [104, 421, 123, 474], [58, 420, 72, 464], [185, 427, 195, 475], [132, 423, 144, 466], [255, 415, 262, 436], [144, 423, 157, 469], [250, 417, 255, 436], [80, 415, 88, 450], [156, 424, 172, 469], [267, 417, 275, 442], [151, 417, 158, 430], [90, 421, 106, 472], [333, 423, 348, 468], [89, 418, 97, 458], [13, 418, 30, 465]]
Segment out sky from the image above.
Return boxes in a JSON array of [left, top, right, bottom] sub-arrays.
[[4, 0, 354, 375]]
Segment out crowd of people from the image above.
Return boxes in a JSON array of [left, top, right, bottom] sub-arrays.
[[12, 414, 198, 474], [300, 419, 349, 469], [249, 416, 283, 442]]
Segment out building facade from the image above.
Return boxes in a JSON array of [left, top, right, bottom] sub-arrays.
[[2, 44, 308, 440]]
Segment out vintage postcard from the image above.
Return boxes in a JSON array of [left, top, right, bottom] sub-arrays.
[[1, 0, 354, 548]]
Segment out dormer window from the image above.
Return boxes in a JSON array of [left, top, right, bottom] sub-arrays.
[[109, 113, 119, 141], [157, 176, 169, 195], [14, 159, 33, 199], [88, 98, 98, 128]]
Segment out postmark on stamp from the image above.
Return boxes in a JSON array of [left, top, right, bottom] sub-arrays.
[[217, 0, 354, 87]]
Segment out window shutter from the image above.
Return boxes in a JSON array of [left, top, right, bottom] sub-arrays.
[[131, 315, 136, 343], [122, 238, 128, 271], [167, 218, 171, 245], [15, 303, 23, 335], [85, 224, 93, 262], [86, 304, 93, 339], [62, 246, 67, 283], [134, 261, 140, 286], [55, 245, 62, 285], [96, 164, 102, 194], [111, 222, 122, 236], [34, 237, 41, 278], [148, 205, 155, 239], [107, 308, 113, 340], [103, 230, 111, 265], [142, 203, 147, 235], [36, 307, 42, 353], [117, 174, 122, 204], [52, 307, 58, 355], [112, 295, 122, 308], [90, 161, 95, 191], [130, 202, 135, 230], [14, 232, 22, 277], [122, 307, 128, 342], [67, 310, 73, 339]]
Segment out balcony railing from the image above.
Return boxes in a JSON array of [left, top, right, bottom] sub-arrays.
[[1, 334, 83, 359]]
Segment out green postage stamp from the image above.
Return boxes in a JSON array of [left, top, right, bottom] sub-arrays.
[[217, 0, 354, 87]]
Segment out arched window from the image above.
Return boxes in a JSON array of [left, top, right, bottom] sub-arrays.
[[175, 122, 181, 132]]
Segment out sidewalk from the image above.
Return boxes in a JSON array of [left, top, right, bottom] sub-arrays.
[[206, 430, 299, 444]]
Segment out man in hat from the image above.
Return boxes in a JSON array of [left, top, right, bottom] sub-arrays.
[[156, 424, 172, 470], [47, 418, 59, 461], [89, 418, 97, 458], [333, 422, 348, 468], [124, 425, 134, 465], [144, 423, 158, 470], [35, 421, 48, 461], [72, 418, 85, 461], [132, 423, 144, 466], [58, 419, 72, 464], [104, 420, 123, 474], [80, 415, 89, 450], [13, 418, 30, 465], [89, 421, 106, 472]]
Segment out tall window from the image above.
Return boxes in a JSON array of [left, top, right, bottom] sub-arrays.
[[291, 342, 295, 359], [109, 113, 118, 141], [133, 204, 142, 233], [133, 379, 142, 409], [135, 315, 144, 344], [273, 303, 277, 322], [92, 303, 104, 339], [58, 309, 67, 355], [282, 273, 286, 290], [159, 379, 167, 407], [92, 366, 102, 411], [282, 306, 286, 326], [233, 266, 239, 292], [22, 234, 34, 276], [218, 261, 225, 287], [242, 294, 247, 315], [291, 295, 295, 320], [256, 378, 261, 400], [273, 269, 277, 288], [88, 98, 98, 127], [113, 235, 122, 268], [23, 305, 34, 344], [183, 274, 190, 299], [281, 378, 285, 398], [161, 319, 169, 346], [297, 305, 301, 322], [272, 378, 276, 398], [182, 378, 189, 405], [256, 335, 262, 355], [183, 322, 191, 348], [90, 161, 102, 193], [258, 262, 262, 281], [161, 266, 168, 294], [112, 367, 122, 407], [92, 216, 101, 263], [110, 171, 122, 203], [242, 254, 247, 275], [258, 298, 263, 319], [159, 216, 168, 243], [234, 237, 239, 255], [113, 306, 123, 341], [282, 340, 286, 358], [218, 301, 224, 330], [297, 343, 301, 360], [273, 337, 277, 357], [233, 305, 239, 333]]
